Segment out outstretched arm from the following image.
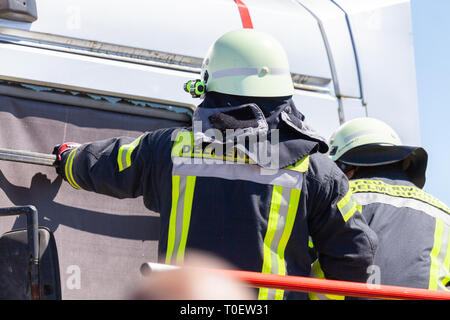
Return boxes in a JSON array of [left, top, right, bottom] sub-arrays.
[[55, 134, 149, 199]]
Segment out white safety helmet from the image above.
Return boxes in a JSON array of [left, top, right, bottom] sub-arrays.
[[328, 117, 428, 188], [184, 29, 294, 98]]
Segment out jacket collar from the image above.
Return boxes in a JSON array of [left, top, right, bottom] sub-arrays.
[[352, 166, 416, 187], [192, 93, 329, 169]]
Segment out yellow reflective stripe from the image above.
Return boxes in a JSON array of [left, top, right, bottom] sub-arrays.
[[428, 219, 450, 291], [259, 185, 283, 300], [343, 204, 357, 222], [308, 260, 345, 300], [337, 188, 357, 222], [442, 235, 450, 289], [309, 292, 319, 300], [274, 188, 301, 300], [165, 175, 196, 265], [176, 175, 196, 264], [117, 149, 124, 172], [64, 149, 74, 188], [171, 131, 193, 158], [350, 179, 450, 214], [283, 155, 310, 173], [165, 175, 180, 265], [259, 186, 301, 300], [117, 135, 143, 172], [356, 204, 362, 214], [429, 219, 444, 290], [171, 130, 311, 168], [308, 238, 314, 249], [64, 148, 82, 190], [442, 276, 450, 289], [171, 130, 283, 165], [277, 188, 301, 272], [259, 185, 282, 300], [126, 137, 141, 167]]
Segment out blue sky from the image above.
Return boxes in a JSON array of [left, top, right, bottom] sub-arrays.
[[411, 0, 450, 205]]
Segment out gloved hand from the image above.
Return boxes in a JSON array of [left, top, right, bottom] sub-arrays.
[[52, 142, 81, 176]]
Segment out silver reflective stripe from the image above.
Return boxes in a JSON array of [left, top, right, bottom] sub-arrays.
[[258, 185, 302, 300], [339, 193, 357, 219], [343, 129, 379, 143], [165, 175, 197, 265], [211, 67, 290, 79], [352, 192, 450, 226], [172, 157, 304, 189]]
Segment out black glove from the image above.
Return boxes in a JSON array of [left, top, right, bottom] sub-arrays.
[[52, 142, 81, 176]]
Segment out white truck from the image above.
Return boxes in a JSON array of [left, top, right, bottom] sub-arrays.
[[0, 0, 420, 299]]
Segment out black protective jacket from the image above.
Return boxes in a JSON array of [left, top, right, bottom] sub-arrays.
[[59, 93, 378, 299], [350, 167, 450, 291]]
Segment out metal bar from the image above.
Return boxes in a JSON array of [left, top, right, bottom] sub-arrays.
[[0, 148, 56, 167], [141, 262, 450, 300], [0, 83, 193, 123], [0, 206, 40, 300], [0, 27, 204, 72], [0, 28, 332, 94]]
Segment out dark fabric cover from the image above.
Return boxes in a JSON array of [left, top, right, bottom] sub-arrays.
[[350, 168, 450, 292], [0, 94, 186, 299]]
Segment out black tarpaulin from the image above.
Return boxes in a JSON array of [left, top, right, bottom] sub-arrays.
[[0, 94, 187, 299]]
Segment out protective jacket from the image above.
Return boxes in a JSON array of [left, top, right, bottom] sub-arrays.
[[350, 168, 450, 291], [59, 94, 377, 299]]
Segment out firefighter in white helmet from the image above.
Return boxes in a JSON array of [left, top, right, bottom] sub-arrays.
[[326, 117, 450, 293], [53, 29, 377, 300]]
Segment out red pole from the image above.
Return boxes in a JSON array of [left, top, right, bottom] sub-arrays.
[[215, 269, 450, 300], [141, 263, 450, 300]]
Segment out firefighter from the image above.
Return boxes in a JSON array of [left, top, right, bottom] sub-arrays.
[[53, 29, 377, 300], [328, 117, 450, 291]]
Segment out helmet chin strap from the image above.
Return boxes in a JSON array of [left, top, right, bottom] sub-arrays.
[[336, 161, 355, 174], [338, 159, 414, 182], [335, 161, 359, 179], [402, 157, 411, 171]]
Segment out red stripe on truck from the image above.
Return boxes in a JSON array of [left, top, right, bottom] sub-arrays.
[[233, 0, 253, 29]]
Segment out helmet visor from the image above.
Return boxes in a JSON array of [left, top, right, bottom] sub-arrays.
[[339, 144, 428, 188]]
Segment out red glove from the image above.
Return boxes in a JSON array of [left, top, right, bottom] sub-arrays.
[[52, 142, 81, 176]]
